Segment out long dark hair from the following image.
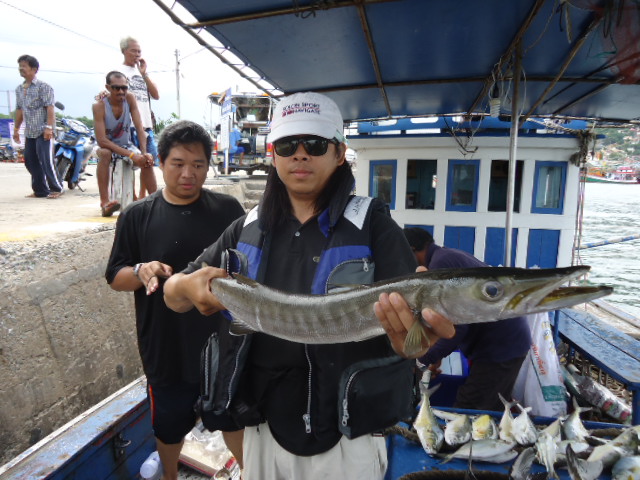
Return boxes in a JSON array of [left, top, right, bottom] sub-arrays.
[[259, 152, 354, 232]]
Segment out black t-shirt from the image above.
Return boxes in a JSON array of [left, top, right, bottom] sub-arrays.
[[105, 189, 245, 386]]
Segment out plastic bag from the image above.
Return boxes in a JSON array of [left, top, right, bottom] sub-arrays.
[[512, 312, 567, 417]]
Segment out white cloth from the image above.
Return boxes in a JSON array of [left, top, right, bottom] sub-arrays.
[[111, 64, 153, 129], [242, 422, 387, 480]]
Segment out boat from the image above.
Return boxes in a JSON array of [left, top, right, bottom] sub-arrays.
[[3, 1, 640, 478], [585, 165, 640, 183]]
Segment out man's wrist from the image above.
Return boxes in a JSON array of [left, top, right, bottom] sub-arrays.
[[133, 263, 144, 279]]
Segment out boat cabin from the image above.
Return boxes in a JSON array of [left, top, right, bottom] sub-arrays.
[[350, 117, 590, 268]]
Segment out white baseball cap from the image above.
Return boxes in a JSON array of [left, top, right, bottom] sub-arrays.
[[266, 92, 346, 144]]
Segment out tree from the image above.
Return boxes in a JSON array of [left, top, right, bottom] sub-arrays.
[[153, 113, 179, 135]]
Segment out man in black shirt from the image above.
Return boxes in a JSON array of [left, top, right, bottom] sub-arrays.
[[105, 120, 245, 480]]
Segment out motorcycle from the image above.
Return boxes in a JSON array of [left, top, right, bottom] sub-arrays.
[[53, 102, 96, 190], [0, 142, 17, 161]]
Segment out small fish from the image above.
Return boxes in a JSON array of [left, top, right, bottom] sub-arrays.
[[442, 439, 517, 464], [587, 426, 640, 468], [512, 405, 538, 446], [535, 432, 559, 480], [612, 456, 640, 480], [413, 382, 444, 455], [509, 446, 536, 480], [539, 417, 564, 441], [210, 265, 611, 356], [498, 393, 517, 443], [566, 444, 603, 480], [472, 414, 499, 440], [563, 398, 592, 442], [444, 413, 473, 446]]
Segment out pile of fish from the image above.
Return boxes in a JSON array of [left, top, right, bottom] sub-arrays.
[[413, 384, 640, 480]]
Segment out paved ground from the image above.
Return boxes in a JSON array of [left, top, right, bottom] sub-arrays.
[[0, 161, 169, 243]]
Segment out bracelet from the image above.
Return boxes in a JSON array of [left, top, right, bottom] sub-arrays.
[[133, 263, 144, 279], [44, 125, 53, 129], [129, 152, 135, 159]]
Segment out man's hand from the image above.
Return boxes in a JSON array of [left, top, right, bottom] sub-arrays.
[[374, 293, 455, 359], [12, 130, 20, 143], [164, 267, 228, 316], [130, 152, 152, 168], [138, 59, 147, 76], [43, 128, 53, 141], [136, 261, 173, 296]]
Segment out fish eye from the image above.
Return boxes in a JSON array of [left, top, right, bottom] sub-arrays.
[[482, 281, 504, 300]]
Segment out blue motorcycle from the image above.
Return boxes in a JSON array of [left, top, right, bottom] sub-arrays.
[[53, 102, 96, 190]]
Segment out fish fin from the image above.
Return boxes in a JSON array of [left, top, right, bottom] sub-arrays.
[[229, 319, 258, 336], [403, 320, 429, 357], [230, 273, 260, 287]]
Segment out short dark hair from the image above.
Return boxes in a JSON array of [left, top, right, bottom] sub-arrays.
[[106, 71, 126, 85], [157, 120, 213, 164], [17, 55, 39, 70], [403, 227, 434, 251]]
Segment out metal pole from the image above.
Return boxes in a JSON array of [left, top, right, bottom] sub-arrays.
[[505, 42, 522, 267], [175, 49, 181, 118]]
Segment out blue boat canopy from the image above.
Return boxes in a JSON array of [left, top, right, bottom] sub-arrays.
[[153, 0, 640, 125]]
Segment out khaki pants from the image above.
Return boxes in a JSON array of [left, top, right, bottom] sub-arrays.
[[243, 422, 387, 480]]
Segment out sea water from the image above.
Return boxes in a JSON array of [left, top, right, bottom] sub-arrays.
[[577, 183, 640, 318]]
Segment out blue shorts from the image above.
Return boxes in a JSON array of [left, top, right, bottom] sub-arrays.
[[147, 381, 240, 445]]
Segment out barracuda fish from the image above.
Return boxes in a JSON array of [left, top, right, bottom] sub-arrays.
[[210, 265, 611, 355], [413, 381, 444, 455], [472, 414, 499, 440]]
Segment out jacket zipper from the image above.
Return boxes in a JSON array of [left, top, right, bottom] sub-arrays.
[[324, 257, 370, 292], [303, 345, 313, 433], [225, 336, 249, 410], [341, 368, 361, 427]]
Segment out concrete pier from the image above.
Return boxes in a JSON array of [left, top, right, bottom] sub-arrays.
[[0, 162, 264, 464]]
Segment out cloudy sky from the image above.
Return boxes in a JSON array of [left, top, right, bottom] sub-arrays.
[[0, 0, 260, 127]]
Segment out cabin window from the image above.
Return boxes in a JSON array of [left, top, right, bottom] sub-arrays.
[[531, 161, 567, 214], [406, 159, 437, 209], [369, 160, 397, 209], [446, 160, 479, 212], [488, 160, 523, 212]]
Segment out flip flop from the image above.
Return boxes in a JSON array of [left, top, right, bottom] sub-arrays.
[[101, 201, 121, 217], [25, 193, 38, 198], [47, 191, 63, 199]]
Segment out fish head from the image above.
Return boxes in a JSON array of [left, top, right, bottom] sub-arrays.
[[420, 266, 612, 323]]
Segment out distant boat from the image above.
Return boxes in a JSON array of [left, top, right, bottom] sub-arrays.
[[585, 166, 640, 184]]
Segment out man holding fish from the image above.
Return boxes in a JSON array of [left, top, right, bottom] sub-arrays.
[[164, 92, 455, 480]]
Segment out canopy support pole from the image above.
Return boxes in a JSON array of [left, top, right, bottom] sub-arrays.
[[505, 42, 523, 267]]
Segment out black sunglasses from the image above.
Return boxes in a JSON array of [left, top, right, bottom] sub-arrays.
[[109, 84, 129, 91], [273, 135, 339, 157]]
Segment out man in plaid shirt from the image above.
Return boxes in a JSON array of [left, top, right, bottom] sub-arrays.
[[13, 54, 64, 198]]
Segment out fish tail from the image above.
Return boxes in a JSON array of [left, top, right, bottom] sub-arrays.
[[403, 321, 430, 357]]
